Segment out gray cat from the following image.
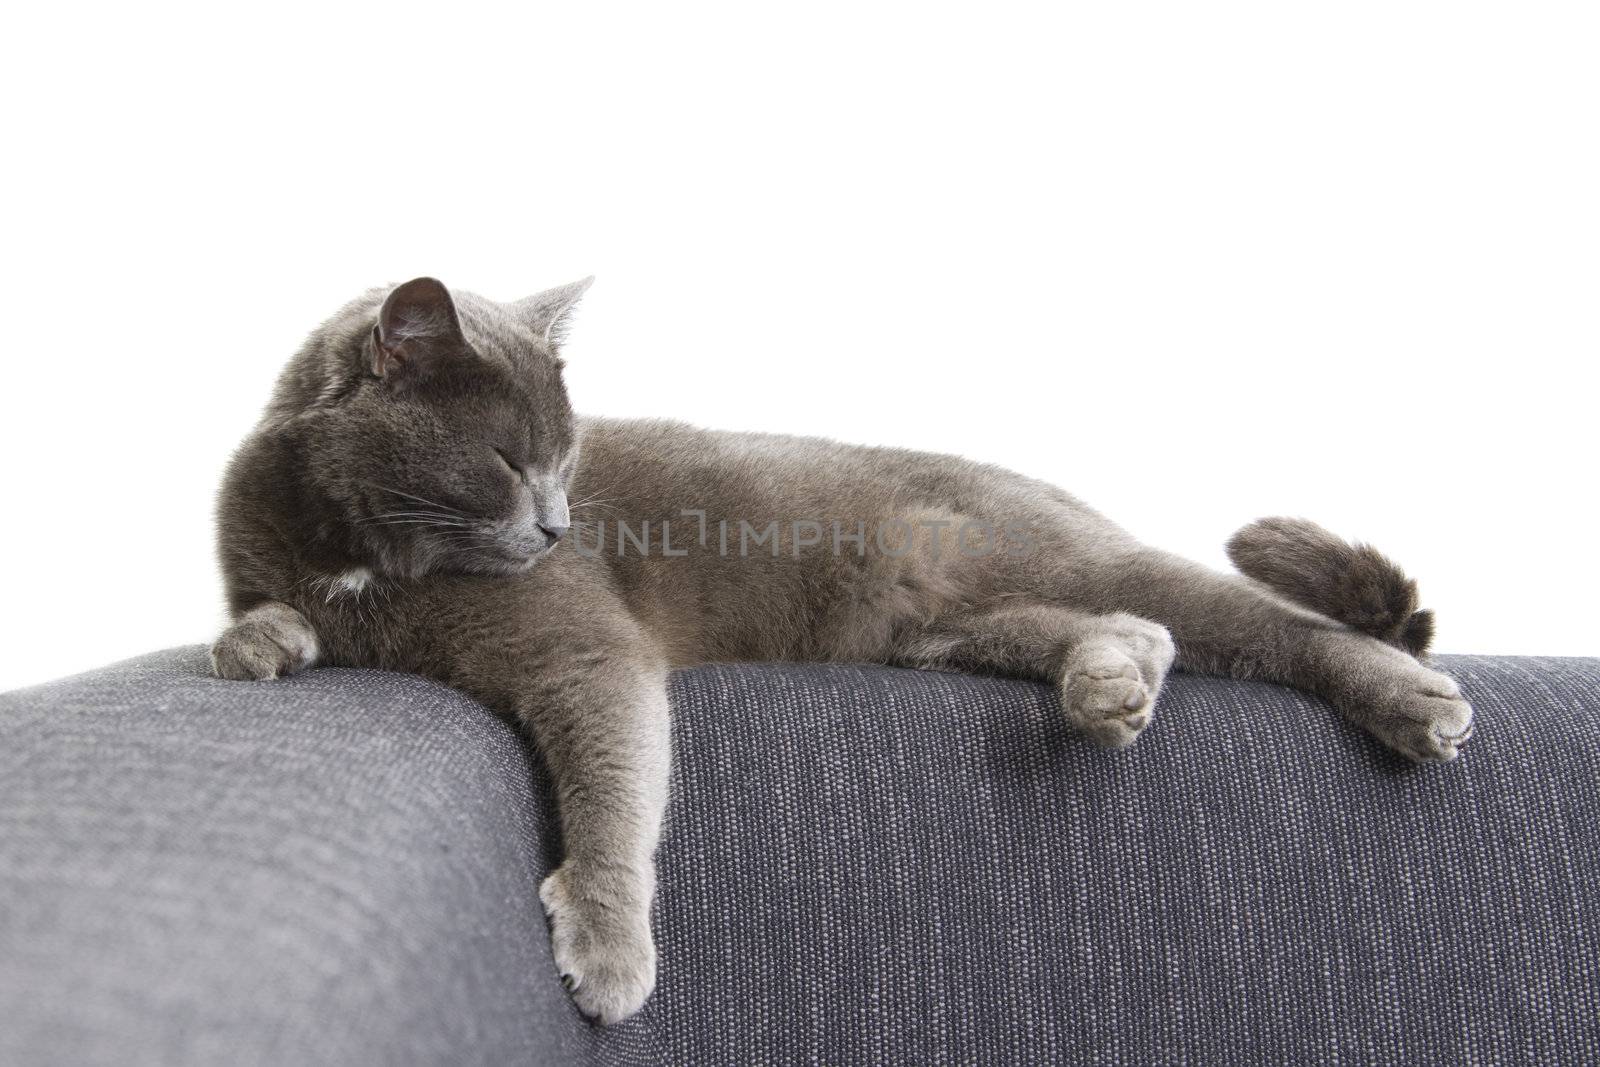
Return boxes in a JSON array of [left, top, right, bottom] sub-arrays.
[[212, 277, 1473, 1024]]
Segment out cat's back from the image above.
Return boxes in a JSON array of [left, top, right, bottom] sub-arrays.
[[573, 415, 1083, 517]]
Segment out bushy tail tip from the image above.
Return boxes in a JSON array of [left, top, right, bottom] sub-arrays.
[[1226, 517, 1434, 657]]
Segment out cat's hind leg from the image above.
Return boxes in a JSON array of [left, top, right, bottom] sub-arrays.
[[893, 602, 1175, 748], [1101, 546, 1474, 762]]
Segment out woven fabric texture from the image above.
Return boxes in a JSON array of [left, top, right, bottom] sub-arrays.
[[1, 649, 1597, 1065]]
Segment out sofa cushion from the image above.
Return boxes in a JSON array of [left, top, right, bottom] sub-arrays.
[[2, 650, 1597, 1065]]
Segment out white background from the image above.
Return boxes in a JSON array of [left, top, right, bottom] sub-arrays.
[[1, 3, 1595, 691]]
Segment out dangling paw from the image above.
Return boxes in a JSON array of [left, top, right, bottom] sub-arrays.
[[539, 861, 657, 1025]]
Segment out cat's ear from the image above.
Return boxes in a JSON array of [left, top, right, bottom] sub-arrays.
[[513, 276, 594, 347], [371, 277, 468, 380]]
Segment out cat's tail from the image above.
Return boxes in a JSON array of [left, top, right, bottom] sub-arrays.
[[1225, 516, 1435, 656]]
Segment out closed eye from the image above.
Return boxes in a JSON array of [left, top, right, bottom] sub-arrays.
[[493, 448, 522, 477]]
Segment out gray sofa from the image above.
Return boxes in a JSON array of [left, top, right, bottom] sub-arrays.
[[1, 649, 1596, 1066]]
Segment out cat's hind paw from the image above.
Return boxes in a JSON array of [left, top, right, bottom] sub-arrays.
[[1063, 648, 1155, 747], [1368, 671, 1475, 762], [1060, 617, 1174, 749]]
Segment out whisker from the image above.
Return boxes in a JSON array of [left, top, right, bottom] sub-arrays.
[[365, 518, 474, 528], [370, 484, 466, 515], [362, 510, 469, 521]]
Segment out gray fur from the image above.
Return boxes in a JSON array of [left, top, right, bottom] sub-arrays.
[[212, 278, 1475, 1024]]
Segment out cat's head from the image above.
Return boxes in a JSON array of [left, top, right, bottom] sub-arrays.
[[294, 276, 589, 579]]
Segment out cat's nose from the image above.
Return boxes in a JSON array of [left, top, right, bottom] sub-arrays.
[[539, 523, 569, 543]]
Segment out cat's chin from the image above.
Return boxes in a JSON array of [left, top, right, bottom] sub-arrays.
[[505, 554, 548, 575], [443, 548, 552, 579]]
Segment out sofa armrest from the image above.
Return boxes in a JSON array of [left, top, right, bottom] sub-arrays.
[[0, 649, 649, 1067]]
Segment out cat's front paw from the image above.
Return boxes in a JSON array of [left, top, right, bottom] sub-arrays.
[[210, 603, 319, 681], [539, 861, 656, 1025], [1368, 669, 1475, 762]]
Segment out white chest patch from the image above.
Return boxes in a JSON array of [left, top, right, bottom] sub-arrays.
[[336, 567, 373, 595]]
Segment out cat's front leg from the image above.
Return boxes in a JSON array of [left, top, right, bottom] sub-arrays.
[[210, 601, 319, 681], [509, 654, 671, 1025]]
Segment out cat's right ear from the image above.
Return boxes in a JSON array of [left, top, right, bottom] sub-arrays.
[[370, 277, 467, 381], [513, 276, 594, 347]]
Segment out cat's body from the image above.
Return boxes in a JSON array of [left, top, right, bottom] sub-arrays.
[[213, 278, 1473, 1024]]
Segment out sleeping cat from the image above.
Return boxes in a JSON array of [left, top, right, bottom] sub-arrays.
[[212, 276, 1473, 1024]]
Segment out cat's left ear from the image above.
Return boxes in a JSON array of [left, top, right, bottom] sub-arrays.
[[513, 276, 594, 347]]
